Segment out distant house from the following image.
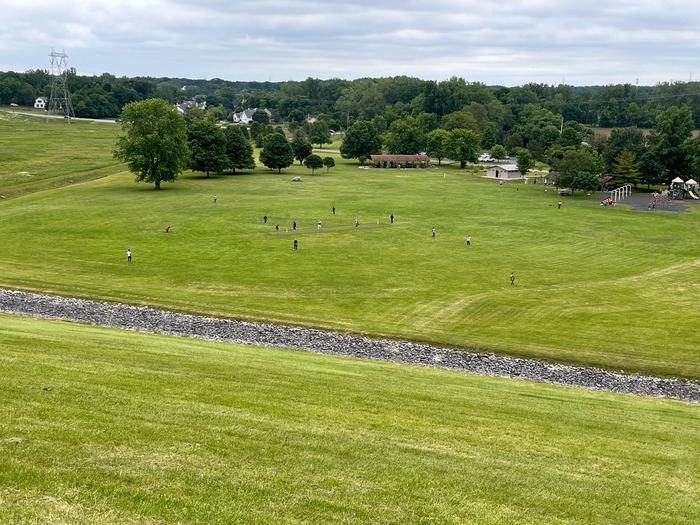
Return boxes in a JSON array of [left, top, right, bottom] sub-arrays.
[[305, 114, 318, 124], [370, 154, 431, 168], [232, 108, 272, 124], [175, 99, 206, 116], [485, 164, 522, 180], [34, 97, 47, 109]]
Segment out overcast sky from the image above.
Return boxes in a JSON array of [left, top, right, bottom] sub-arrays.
[[1, 0, 699, 85]]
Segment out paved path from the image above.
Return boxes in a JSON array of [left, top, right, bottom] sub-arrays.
[[6, 110, 117, 123], [1, 289, 698, 403]]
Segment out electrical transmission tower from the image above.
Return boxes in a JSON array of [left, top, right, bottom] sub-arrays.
[[48, 48, 74, 118]]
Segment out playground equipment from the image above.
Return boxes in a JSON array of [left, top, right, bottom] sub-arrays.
[[610, 184, 632, 203], [647, 191, 671, 209], [670, 177, 686, 200], [669, 177, 699, 200]]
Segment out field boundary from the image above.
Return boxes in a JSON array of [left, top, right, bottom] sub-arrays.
[[1, 288, 698, 403]]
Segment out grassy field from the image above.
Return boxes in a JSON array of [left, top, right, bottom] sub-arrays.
[[0, 111, 120, 200], [1, 116, 699, 379], [1, 314, 698, 524]]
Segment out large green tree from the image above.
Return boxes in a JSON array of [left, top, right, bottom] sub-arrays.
[[340, 121, 382, 164], [686, 137, 700, 179], [426, 129, 450, 165], [490, 144, 507, 159], [648, 106, 694, 182], [252, 110, 270, 124], [304, 154, 323, 174], [224, 126, 255, 173], [383, 117, 426, 154], [639, 150, 667, 189], [250, 121, 273, 147], [307, 121, 331, 147], [447, 129, 480, 168], [553, 147, 603, 192], [187, 120, 228, 177], [335, 80, 385, 120], [506, 105, 562, 160], [516, 148, 533, 177], [260, 133, 294, 173], [602, 127, 646, 172], [291, 132, 313, 165], [113, 98, 189, 190], [611, 149, 642, 187], [323, 156, 335, 173]]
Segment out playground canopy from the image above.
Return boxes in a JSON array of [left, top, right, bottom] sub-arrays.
[[686, 178, 697, 186], [671, 177, 684, 184]]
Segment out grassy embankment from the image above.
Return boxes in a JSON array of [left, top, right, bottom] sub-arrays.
[[1, 315, 698, 524], [0, 111, 120, 200], [0, 116, 699, 378]]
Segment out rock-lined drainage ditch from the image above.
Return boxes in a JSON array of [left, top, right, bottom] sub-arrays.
[[1, 288, 699, 403]]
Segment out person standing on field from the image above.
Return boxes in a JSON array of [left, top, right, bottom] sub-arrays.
[[127, 248, 132, 263], [432, 227, 436, 238], [213, 195, 217, 203], [390, 213, 394, 224], [510, 272, 516, 286], [466, 234, 471, 246], [332, 206, 336, 215], [293, 239, 298, 251], [293, 220, 297, 231]]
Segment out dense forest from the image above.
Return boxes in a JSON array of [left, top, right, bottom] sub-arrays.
[[3, 70, 700, 187]]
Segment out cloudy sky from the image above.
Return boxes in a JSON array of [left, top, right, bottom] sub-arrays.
[[1, 0, 699, 85]]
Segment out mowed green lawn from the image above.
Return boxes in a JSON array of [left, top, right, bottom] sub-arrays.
[[1, 314, 698, 524], [0, 111, 121, 199], [0, 117, 699, 378]]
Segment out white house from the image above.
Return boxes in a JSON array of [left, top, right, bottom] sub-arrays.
[[232, 107, 272, 124], [175, 99, 206, 116], [485, 164, 522, 180], [34, 97, 47, 109]]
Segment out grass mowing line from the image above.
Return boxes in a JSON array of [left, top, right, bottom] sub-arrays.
[[1, 314, 699, 524]]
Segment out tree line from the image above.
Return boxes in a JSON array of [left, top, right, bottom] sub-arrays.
[[337, 103, 700, 189], [114, 95, 700, 193], [4, 70, 700, 129]]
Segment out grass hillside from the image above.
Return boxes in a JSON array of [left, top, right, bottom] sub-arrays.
[[0, 111, 120, 200], [1, 116, 699, 378], [1, 314, 698, 524]]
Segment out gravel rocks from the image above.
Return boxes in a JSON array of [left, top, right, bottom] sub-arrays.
[[2, 288, 699, 403]]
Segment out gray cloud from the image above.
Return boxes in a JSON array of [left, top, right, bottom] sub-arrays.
[[1, 0, 699, 85]]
